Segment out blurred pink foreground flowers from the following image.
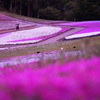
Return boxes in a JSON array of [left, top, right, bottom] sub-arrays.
[[0, 57, 100, 100]]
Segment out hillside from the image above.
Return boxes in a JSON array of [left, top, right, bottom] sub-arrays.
[[0, 12, 100, 100], [0, 12, 100, 66]]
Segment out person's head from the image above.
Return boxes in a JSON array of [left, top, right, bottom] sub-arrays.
[[16, 24, 19, 26]]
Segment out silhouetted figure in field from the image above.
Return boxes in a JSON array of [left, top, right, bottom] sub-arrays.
[[37, 51, 40, 54], [73, 46, 76, 49], [16, 24, 19, 30]]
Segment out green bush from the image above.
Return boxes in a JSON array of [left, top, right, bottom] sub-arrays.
[[38, 6, 61, 20]]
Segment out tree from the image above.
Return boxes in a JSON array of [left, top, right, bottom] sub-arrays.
[[38, 6, 61, 20], [10, 0, 13, 12], [19, 0, 23, 15], [63, 0, 80, 21], [0, 0, 99, 20], [32, 0, 41, 17], [27, 0, 32, 16]]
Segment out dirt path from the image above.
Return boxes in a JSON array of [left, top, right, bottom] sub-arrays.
[[36, 26, 85, 45]]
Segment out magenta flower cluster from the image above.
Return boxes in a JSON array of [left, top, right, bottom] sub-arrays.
[[0, 57, 100, 100], [0, 15, 14, 20]]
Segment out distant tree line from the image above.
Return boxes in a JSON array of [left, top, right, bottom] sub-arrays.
[[0, 0, 100, 21]]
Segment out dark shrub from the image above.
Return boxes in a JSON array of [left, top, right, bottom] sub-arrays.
[[38, 6, 61, 20]]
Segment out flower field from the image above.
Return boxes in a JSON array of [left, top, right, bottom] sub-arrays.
[[0, 12, 100, 100], [0, 13, 35, 30], [0, 57, 100, 100], [55, 21, 100, 39], [0, 26, 63, 44], [0, 13, 100, 45]]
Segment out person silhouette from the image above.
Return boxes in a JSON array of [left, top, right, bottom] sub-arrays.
[[16, 24, 19, 30]]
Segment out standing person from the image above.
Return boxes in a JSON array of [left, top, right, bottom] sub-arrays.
[[16, 24, 19, 30]]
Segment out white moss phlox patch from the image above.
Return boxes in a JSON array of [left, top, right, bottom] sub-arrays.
[[0, 26, 61, 45]]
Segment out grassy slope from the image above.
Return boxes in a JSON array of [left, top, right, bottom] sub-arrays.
[[0, 35, 100, 59], [0, 11, 49, 23], [0, 12, 100, 59]]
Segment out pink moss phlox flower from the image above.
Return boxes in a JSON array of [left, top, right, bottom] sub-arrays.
[[0, 57, 100, 100]]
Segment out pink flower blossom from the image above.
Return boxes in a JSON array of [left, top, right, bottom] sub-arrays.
[[0, 57, 100, 100]]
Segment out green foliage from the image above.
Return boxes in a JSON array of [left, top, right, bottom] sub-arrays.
[[77, 0, 100, 20], [0, 0, 100, 21], [62, 0, 79, 21], [38, 6, 61, 20]]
